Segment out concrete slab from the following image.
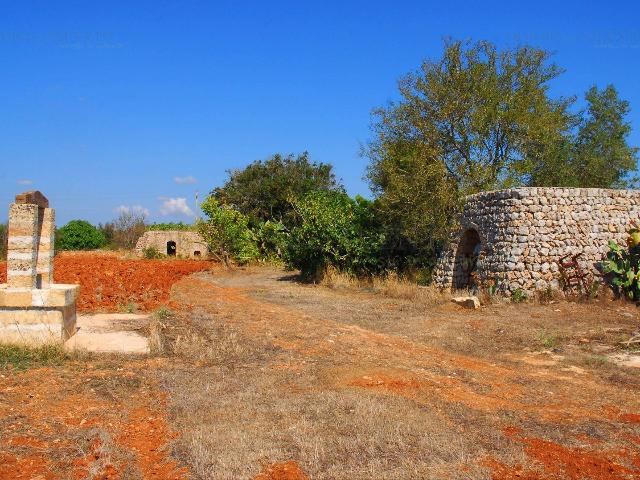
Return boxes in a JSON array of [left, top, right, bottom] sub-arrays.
[[65, 313, 149, 354]]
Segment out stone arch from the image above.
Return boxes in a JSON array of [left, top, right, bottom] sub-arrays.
[[453, 228, 482, 290], [167, 240, 177, 256]]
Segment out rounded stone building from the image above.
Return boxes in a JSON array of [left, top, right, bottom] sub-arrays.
[[135, 230, 208, 259], [434, 187, 640, 294]]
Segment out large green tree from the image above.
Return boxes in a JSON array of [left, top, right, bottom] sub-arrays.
[[531, 85, 638, 187], [213, 152, 342, 225], [366, 40, 574, 255]]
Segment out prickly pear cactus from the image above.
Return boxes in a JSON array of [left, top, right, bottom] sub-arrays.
[[604, 226, 640, 301]]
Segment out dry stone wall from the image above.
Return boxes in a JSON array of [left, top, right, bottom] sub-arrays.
[[434, 187, 640, 294], [135, 231, 207, 259]]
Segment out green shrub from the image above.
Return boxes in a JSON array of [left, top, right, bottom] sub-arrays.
[[143, 246, 164, 259], [197, 197, 259, 266], [511, 288, 528, 303], [146, 222, 195, 231], [255, 220, 288, 261], [56, 220, 106, 251], [0, 343, 75, 371], [603, 226, 640, 301], [284, 191, 384, 278]]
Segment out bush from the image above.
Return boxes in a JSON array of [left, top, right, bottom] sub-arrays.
[[213, 152, 342, 225], [255, 220, 288, 261], [146, 222, 194, 231], [603, 226, 640, 301], [511, 288, 528, 303], [197, 197, 259, 266], [56, 220, 106, 251], [143, 246, 164, 259], [284, 191, 385, 279]]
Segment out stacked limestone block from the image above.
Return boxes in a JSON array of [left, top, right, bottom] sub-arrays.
[[135, 230, 208, 258], [434, 187, 640, 295], [0, 191, 79, 344]]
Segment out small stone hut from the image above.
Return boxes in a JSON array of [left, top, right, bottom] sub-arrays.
[[135, 231, 207, 259], [434, 187, 640, 294]]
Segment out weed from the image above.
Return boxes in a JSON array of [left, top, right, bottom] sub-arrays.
[[0, 343, 77, 371], [149, 306, 173, 356], [124, 302, 138, 314], [143, 246, 164, 259], [535, 286, 558, 304], [537, 330, 558, 349], [155, 305, 174, 320], [511, 288, 528, 303]]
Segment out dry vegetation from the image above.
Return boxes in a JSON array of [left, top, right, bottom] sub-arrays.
[[2, 262, 640, 479], [155, 267, 640, 479]]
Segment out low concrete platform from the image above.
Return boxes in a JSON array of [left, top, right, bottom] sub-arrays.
[[64, 313, 150, 354], [0, 284, 79, 344]]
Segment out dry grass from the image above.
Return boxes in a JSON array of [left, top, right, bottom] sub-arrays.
[[156, 310, 504, 479], [133, 267, 640, 478], [320, 267, 450, 305]]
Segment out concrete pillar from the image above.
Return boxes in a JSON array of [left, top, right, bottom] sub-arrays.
[[7, 203, 39, 289], [36, 208, 55, 288]]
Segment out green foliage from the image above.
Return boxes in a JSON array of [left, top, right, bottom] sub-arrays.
[[511, 288, 528, 303], [146, 222, 195, 231], [197, 197, 259, 265], [213, 152, 342, 225], [366, 39, 574, 270], [0, 223, 7, 260], [0, 343, 74, 371], [537, 330, 558, 349], [56, 220, 106, 251], [143, 246, 164, 259], [603, 228, 640, 301], [255, 220, 288, 262], [366, 40, 637, 277], [155, 305, 173, 320], [284, 191, 385, 278], [532, 85, 638, 187]]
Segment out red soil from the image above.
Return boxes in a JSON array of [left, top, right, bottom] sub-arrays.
[[253, 461, 310, 480], [0, 253, 214, 312], [486, 427, 640, 480], [0, 362, 188, 480]]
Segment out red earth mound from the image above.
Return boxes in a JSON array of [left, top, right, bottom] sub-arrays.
[[0, 253, 214, 312], [253, 461, 310, 480]]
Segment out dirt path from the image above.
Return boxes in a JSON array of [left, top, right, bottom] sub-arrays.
[[166, 267, 640, 479]]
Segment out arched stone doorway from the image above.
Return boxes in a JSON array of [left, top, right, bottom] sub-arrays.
[[167, 241, 177, 256], [453, 228, 481, 290]]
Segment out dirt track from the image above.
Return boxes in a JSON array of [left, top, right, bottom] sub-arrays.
[[165, 268, 640, 479], [1, 262, 640, 479]]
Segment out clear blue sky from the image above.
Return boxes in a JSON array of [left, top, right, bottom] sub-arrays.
[[1, 0, 639, 224]]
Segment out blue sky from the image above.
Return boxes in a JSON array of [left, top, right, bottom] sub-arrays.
[[1, 0, 639, 224]]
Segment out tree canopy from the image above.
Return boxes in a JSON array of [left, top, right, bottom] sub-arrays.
[[213, 152, 342, 225], [366, 39, 637, 263], [531, 85, 638, 187]]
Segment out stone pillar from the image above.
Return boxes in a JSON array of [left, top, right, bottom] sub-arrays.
[[6, 203, 39, 289], [36, 208, 55, 288]]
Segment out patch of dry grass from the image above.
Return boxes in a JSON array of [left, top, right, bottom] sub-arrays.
[[320, 267, 450, 306], [152, 306, 504, 479]]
